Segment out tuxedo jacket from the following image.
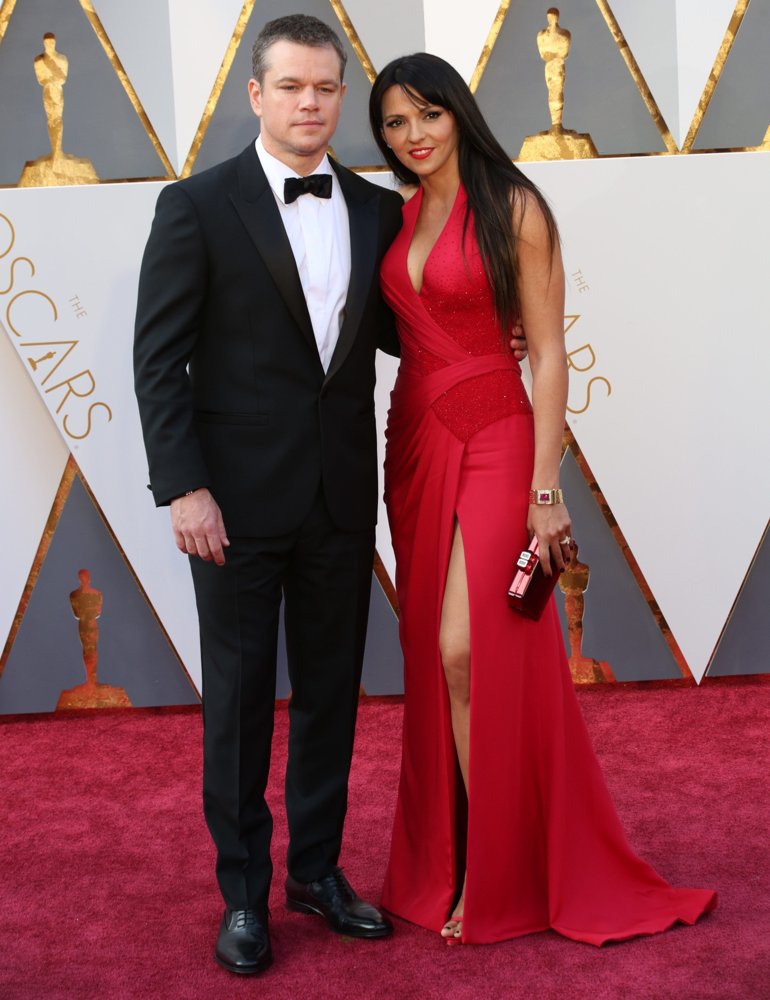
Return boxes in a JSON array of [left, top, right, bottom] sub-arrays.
[[134, 143, 403, 536]]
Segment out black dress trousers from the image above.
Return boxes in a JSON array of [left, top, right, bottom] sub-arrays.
[[190, 487, 374, 910]]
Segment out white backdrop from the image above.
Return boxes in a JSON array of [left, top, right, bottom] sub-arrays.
[[1, 0, 768, 700]]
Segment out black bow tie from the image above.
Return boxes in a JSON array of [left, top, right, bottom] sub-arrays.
[[284, 174, 333, 204]]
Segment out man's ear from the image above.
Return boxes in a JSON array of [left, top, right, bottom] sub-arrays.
[[247, 78, 262, 118]]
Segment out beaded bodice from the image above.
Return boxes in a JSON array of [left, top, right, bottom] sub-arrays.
[[380, 185, 531, 442]]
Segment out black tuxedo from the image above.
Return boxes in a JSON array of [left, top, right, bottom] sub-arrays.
[[135, 143, 401, 534], [134, 143, 402, 909]]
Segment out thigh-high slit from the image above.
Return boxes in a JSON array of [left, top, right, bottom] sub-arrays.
[[379, 182, 716, 946]]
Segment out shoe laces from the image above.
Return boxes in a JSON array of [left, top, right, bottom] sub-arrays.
[[234, 909, 258, 930], [323, 867, 355, 901]]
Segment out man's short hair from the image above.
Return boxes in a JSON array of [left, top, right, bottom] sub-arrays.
[[252, 14, 348, 84]]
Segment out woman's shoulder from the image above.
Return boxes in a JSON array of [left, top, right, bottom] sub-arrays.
[[398, 184, 420, 204], [511, 186, 556, 246]]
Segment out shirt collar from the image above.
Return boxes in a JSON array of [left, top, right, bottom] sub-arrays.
[[255, 133, 333, 206]]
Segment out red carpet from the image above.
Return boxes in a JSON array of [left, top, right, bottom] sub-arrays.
[[1, 680, 769, 999]]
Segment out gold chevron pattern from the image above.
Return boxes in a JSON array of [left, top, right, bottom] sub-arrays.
[[0, 0, 767, 701]]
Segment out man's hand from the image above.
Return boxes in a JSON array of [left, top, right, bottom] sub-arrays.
[[510, 318, 527, 362], [171, 488, 229, 566]]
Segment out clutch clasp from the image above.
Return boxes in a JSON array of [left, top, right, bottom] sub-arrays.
[[516, 550, 538, 574]]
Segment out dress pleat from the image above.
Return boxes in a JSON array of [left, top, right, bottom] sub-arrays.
[[380, 186, 716, 944]]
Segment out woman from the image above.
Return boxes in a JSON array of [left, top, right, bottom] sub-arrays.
[[369, 54, 716, 945]]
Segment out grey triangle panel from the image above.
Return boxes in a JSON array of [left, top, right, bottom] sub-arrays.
[[276, 599, 290, 699], [192, 0, 383, 174], [0, 476, 198, 714], [360, 572, 402, 695], [707, 528, 770, 676], [343, 0, 425, 72], [474, 0, 666, 158], [552, 450, 681, 680], [693, 3, 770, 149], [0, 0, 167, 184]]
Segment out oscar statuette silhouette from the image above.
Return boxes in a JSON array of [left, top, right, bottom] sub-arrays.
[[519, 8, 599, 162], [56, 569, 131, 709], [18, 34, 99, 187], [558, 544, 614, 683]]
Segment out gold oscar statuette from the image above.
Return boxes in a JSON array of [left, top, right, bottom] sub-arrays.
[[56, 569, 132, 710], [558, 545, 614, 684], [519, 8, 598, 162], [18, 33, 99, 187]]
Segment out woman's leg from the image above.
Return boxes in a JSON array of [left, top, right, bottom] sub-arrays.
[[438, 519, 471, 937]]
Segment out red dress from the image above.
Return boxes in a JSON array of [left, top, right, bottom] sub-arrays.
[[379, 185, 716, 945]]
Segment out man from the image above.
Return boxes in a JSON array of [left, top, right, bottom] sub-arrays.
[[134, 15, 401, 975]]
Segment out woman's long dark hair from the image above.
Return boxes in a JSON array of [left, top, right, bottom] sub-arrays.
[[369, 53, 557, 332]]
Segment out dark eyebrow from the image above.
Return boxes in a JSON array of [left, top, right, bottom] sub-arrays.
[[274, 75, 339, 86], [383, 102, 435, 120]]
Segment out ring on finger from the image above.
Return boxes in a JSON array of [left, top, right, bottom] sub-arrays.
[[559, 536, 572, 546]]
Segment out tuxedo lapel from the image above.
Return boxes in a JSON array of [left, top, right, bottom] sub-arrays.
[[324, 160, 378, 384], [229, 144, 318, 360], [228, 146, 380, 380]]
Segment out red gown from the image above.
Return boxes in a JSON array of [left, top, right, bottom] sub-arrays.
[[379, 185, 716, 945]]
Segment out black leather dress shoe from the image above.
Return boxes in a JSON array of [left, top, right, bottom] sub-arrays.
[[215, 908, 272, 975], [285, 868, 393, 938]]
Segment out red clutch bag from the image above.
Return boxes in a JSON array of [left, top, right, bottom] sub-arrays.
[[507, 537, 562, 620]]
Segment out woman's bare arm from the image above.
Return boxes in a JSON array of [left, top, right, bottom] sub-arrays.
[[515, 193, 572, 575]]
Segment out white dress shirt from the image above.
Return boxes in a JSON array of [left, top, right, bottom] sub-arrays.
[[255, 134, 351, 372]]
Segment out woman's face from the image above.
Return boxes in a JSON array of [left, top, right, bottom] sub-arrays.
[[380, 84, 459, 180]]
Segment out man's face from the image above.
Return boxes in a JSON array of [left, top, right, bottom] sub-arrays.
[[248, 40, 345, 173]]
